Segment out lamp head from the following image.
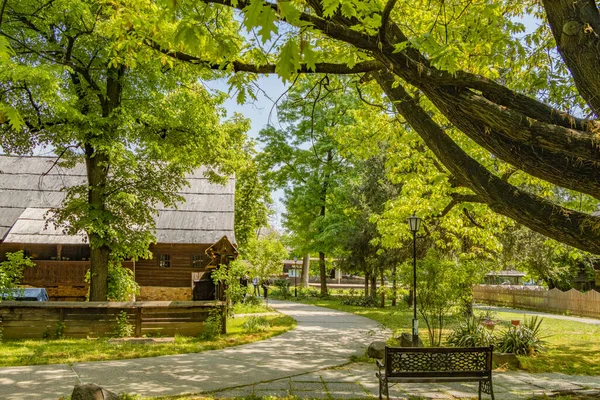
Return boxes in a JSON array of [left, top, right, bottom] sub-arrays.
[[408, 213, 421, 233]]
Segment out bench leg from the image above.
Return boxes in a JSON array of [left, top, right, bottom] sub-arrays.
[[479, 380, 494, 400], [376, 377, 389, 400]]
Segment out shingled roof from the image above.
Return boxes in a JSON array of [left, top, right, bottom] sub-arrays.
[[0, 155, 235, 245]]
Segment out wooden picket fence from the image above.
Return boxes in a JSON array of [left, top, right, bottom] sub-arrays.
[[473, 285, 600, 318]]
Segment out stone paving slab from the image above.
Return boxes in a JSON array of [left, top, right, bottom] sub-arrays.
[[0, 364, 79, 400]]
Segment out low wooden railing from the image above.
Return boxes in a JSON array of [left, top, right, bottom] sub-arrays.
[[0, 301, 226, 339]]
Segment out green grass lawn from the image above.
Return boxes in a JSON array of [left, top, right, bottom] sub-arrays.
[[271, 290, 600, 376], [232, 300, 274, 314], [0, 314, 295, 367]]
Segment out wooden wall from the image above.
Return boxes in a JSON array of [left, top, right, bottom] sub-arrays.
[[134, 243, 213, 287], [0, 301, 226, 339], [1, 242, 215, 296]]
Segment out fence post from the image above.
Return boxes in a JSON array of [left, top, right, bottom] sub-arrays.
[[135, 307, 142, 337]]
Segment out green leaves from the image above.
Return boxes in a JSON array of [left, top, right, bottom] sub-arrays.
[[242, 0, 279, 43], [0, 104, 25, 131], [0, 251, 35, 301], [276, 39, 300, 81]]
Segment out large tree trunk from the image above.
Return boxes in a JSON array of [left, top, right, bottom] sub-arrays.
[[85, 145, 111, 301], [542, 0, 600, 116], [85, 65, 124, 301], [89, 245, 110, 301], [369, 273, 377, 298], [364, 272, 369, 296], [319, 251, 327, 295], [301, 254, 310, 287]]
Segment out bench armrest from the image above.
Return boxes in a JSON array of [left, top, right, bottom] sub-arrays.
[[376, 359, 384, 374]]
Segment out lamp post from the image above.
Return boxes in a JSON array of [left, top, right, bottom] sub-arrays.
[[407, 213, 421, 346], [293, 257, 298, 297]]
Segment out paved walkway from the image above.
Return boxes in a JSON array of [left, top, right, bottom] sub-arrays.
[[474, 304, 600, 325], [0, 300, 599, 399]]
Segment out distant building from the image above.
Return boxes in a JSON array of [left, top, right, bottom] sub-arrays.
[[483, 270, 526, 285], [0, 155, 237, 301]]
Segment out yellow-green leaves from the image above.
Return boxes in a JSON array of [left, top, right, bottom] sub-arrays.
[[278, 1, 301, 25], [276, 40, 300, 81], [0, 104, 24, 131], [242, 0, 279, 43]]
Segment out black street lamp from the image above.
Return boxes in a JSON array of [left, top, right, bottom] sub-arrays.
[[408, 213, 421, 346], [293, 257, 298, 297]]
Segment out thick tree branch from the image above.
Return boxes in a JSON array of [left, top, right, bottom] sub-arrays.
[[380, 0, 398, 44], [542, 0, 600, 116], [374, 69, 600, 254], [145, 39, 383, 74]]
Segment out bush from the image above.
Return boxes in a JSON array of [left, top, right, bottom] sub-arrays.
[[0, 251, 35, 301], [446, 316, 493, 347], [114, 311, 134, 338], [340, 296, 380, 307], [243, 316, 270, 333], [273, 279, 291, 299], [242, 295, 263, 306], [86, 262, 140, 301], [495, 316, 546, 355], [199, 310, 223, 340]]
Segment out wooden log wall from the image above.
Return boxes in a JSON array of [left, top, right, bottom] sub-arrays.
[[0, 301, 225, 339], [134, 243, 212, 287], [473, 285, 600, 319]]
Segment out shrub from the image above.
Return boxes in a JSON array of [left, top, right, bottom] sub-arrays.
[[211, 260, 249, 306], [242, 295, 263, 306], [85, 262, 140, 302], [0, 251, 35, 301], [114, 311, 134, 338], [446, 316, 493, 347], [273, 279, 291, 299], [199, 310, 223, 340], [495, 316, 546, 355], [340, 296, 380, 307], [243, 316, 270, 333], [55, 322, 66, 339]]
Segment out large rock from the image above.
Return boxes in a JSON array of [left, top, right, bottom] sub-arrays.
[[71, 383, 119, 400], [367, 341, 386, 359], [493, 352, 521, 368], [399, 332, 424, 347]]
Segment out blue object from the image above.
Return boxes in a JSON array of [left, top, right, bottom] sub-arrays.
[[1, 288, 49, 301]]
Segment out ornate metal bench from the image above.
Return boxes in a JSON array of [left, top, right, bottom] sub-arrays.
[[376, 345, 495, 400]]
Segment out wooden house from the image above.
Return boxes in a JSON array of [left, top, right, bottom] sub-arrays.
[[0, 155, 237, 301]]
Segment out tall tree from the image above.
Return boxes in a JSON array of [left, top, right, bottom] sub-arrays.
[[234, 139, 272, 249], [0, 0, 247, 300], [143, 0, 600, 256], [259, 77, 358, 294]]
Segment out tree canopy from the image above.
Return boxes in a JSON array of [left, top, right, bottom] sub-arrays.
[[0, 0, 248, 300], [131, 0, 600, 255]]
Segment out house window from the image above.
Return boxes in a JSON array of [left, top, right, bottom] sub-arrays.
[[159, 254, 171, 268], [192, 255, 202, 268]]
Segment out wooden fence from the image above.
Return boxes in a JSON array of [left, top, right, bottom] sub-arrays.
[[0, 301, 226, 339], [473, 285, 600, 318]]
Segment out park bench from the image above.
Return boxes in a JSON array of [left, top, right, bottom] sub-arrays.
[[376, 345, 495, 400]]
